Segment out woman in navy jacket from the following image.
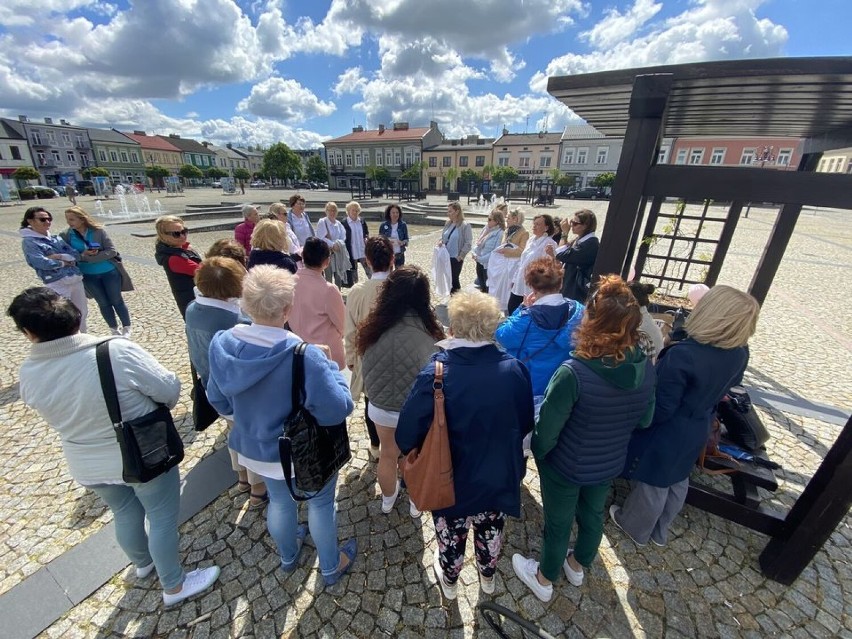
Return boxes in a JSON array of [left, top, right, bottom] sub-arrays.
[[378, 204, 409, 267], [613, 285, 760, 547], [397, 291, 533, 601]]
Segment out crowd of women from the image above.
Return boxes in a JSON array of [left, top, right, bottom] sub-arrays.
[[13, 196, 761, 609]]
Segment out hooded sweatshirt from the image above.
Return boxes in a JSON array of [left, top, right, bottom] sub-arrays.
[[206, 324, 353, 466], [20, 228, 82, 284], [532, 346, 656, 485]]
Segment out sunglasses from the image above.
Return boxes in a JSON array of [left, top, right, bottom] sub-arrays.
[[34, 216, 53, 222], [167, 229, 188, 238], [569, 220, 580, 226]]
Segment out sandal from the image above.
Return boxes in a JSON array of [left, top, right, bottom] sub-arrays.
[[323, 538, 358, 586], [236, 480, 251, 494], [248, 492, 269, 510]]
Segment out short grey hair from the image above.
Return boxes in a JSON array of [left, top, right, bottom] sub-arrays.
[[240, 265, 295, 323], [241, 204, 258, 220]]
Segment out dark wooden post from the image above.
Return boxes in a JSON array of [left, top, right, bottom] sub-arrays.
[[759, 414, 852, 584], [703, 202, 743, 287], [593, 74, 672, 280]]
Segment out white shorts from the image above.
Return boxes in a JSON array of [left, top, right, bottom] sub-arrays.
[[368, 403, 400, 429]]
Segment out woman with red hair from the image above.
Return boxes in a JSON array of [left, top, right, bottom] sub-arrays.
[[512, 275, 656, 603]]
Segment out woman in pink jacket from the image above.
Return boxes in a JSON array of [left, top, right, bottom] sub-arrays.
[[287, 237, 346, 369]]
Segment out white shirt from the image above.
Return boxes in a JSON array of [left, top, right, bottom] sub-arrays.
[[390, 223, 401, 253], [317, 217, 346, 247], [511, 234, 557, 297], [290, 211, 313, 246], [348, 218, 366, 260]]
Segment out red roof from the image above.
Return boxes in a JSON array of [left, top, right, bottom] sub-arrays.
[[325, 127, 432, 144], [122, 132, 182, 152]]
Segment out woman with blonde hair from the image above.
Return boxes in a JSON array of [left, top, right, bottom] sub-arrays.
[[613, 285, 759, 548], [247, 219, 297, 273], [154, 215, 201, 318], [268, 202, 301, 254], [488, 208, 529, 311], [61, 205, 132, 335], [471, 208, 505, 293], [439, 201, 473, 294], [316, 201, 348, 287], [513, 275, 656, 602]]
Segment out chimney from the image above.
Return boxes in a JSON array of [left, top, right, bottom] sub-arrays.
[[378, 124, 385, 134], [226, 142, 233, 149], [133, 130, 146, 135], [44, 117, 53, 124], [168, 133, 180, 138], [202, 141, 209, 147], [18, 115, 29, 122], [430, 120, 438, 129], [352, 126, 364, 133], [60, 119, 69, 125], [502, 127, 509, 136], [393, 122, 409, 131]]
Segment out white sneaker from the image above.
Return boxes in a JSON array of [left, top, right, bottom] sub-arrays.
[[511, 554, 552, 603], [162, 566, 220, 607], [479, 571, 496, 594], [136, 562, 155, 579], [563, 550, 584, 587], [380, 480, 400, 514], [121, 326, 132, 338], [110, 328, 121, 336], [433, 549, 458, 600], [409, 499, 421, 518]]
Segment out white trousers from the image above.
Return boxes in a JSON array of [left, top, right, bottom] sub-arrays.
[[46, 275, 88, 333]]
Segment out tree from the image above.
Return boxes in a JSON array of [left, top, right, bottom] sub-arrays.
[[491, 166, 519, 186], [146, 165, 171, 189], [481, 164, 495, 180], [305, 155, 329, 183], [233, 168, 251, 192], [445, 167, 459, 192], [548, 168, 562, 182], [82, 167, 109, 179], [591, 172, 616, 187], [400, 161, 424, 181], [459, 168, 480, 193], [262, 143, 302, 185], [12, 166, 40, 182], [178, 164, 203, 182], [365, 164, 390, 187], [206, 166, 228, 179]]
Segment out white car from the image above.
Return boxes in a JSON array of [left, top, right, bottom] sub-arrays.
[[250, 180, 266, 187]]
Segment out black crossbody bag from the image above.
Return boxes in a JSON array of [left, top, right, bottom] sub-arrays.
[[95, 340, 184, 483], [278, 342, 351, 501]]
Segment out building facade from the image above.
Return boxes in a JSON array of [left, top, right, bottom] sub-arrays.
[[492, 131, 563, 180], [816, 147, 852, 174], [232, 148, 264, 177], [422, 135, 494, 192], [0, 120, 35, 184], [667, 137, 802, 170], [559, 124, 623, 188], [323, 122, 442, 190], [1, 116, 94, 187], [123, 131, 183, 178], [158, 135, 217, 177], [88, 129, 145, 184]]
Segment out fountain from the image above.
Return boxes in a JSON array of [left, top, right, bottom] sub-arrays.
[[468, 194, 503, 218], [94, 185, 164, 219]]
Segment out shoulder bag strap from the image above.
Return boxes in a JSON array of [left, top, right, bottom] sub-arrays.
[[291, 342, 308, 409], [95, 340, 123, 426], [433, 361, 446, 426]]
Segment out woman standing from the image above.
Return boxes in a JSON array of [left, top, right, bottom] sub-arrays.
[[505, 214, 557, 315], [471, 208, 505, 293], [379, 204, 409, 267], [62, 206, 132, 336], [613, 286, 759, 547], [247, 219, 298, 274], [439, 202, 473, 294], [488, 209, 529, 312], [20, 206, 88, 332], [269, 202, 302, 254], [627, 280, 665, 362], [513, 276, 656, 602], [287, 238, 346, 370], [154, 215, 201, 319], [316, 202, 348, 287], [206, 266, 357, 586], [286, 194, 315, 247], [548, 209, 599, 303], [358, 266, 445, 515], [397, 291, 533, 599]]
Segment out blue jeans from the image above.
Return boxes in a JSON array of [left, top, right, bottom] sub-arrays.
[[83, 267, 131, 329], [90, 467, 184, 590], [264, 473, 340, 575]]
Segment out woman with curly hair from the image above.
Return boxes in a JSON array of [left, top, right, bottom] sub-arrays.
[[513, 275, 656, 603], [358, 266, 445, 516]]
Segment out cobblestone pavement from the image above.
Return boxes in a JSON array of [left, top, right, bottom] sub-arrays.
[[0, 192, 850, 637]]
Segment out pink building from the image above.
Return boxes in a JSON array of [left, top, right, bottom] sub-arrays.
[[667, 136, 803, 170]]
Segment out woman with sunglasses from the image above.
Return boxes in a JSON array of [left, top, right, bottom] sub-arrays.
[[20, 206, 89, 332], [547, 209, 599, 303], [154, 215, 202, 318]]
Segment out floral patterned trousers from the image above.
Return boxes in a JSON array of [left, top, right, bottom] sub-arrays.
[[433, 511, 506, 584]]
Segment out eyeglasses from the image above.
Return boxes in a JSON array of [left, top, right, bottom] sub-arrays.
[[34, 217, 52, 222], [167, 229, 188, 238]]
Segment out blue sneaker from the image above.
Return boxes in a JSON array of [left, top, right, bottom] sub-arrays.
[[281, 524, 308, 572], [323, 538, 358, 586]]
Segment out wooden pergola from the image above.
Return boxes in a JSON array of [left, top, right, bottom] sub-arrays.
[[548, 57, 852, 584]]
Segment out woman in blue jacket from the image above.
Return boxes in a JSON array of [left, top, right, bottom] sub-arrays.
[[397, 291, 534, 601], [378, 204, 409, 267], [612, 285, 760, 547]]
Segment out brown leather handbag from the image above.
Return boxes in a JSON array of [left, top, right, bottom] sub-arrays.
[[401, 361, 456, 511]]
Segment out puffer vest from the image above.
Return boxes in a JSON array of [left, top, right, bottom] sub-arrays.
[[546, 357, 655, 485]]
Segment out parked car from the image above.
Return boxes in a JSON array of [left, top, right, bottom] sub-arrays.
[[33, 185, 61, 198], [76, 180, 95, 196], [294, 180, 312, 189], [250, 180, 266, 187], [212, 181, 222, 188], [565, 186, 608, 199]]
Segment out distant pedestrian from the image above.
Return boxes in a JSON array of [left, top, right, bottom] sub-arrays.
[[65, 184, 76, 205]]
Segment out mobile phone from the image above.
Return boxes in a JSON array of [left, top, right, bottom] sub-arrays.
[[88, 242, 101, 250]]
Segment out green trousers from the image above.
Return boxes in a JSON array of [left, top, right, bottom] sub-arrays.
[[537, 461, 611, 582]]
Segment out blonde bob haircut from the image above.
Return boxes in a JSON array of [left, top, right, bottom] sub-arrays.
[[155, 215, 185, 242], [240, 264, 295, 323], [325, 201, 338, 215], [65, 206, 102, 230], [685, 285, 759, 349], [508, 208, 525, 225], [251, 218, 289, 252], [346, 201, 361, 215], [490, 209, 507, 230], [448, 201, 464, 222], [447, 291, 502, 342], [269, 202, 287, 219]]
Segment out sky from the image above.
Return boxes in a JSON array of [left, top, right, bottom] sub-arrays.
[[0, 0, 849, 150]]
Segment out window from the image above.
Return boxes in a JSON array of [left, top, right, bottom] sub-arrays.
[[131, 152, 139, 163], [47, 131, 57, 145], [66, 151, 76, 163], [475, 155, 485, 167], [413, 151, 420, 163], [657, 148, 669, 164], [75, 134, 84, 147], [344, 151, 352, 167], [11, 146, 21, 160], [776, 149, 792, 167], [120, 151, 129, 163], [31, 131, 42, 145], [354, 150, 362, 166], [99, 150, 107, 162], [740, 148, 756, 165], [596, 147, 608, 164], [459, 156, 468, 167], [710, 148, 725, 165], [576, 148, 588, 164], [60, 132, 71, 146], [497, 156, 509, 167], [428, 157, 437, 168], [563, 149, 575, 165], [394, 151, 401, 165], [539, 155, 552, 168], [385, 151, 392, 165], [80, 155, 89, 167], [405, 151, 413, 165], [52, 150, 62, 164], [376, 151, 383, 166], [518, 157, 530, 168], [37, 151, 46, 165], [675, 149, 688, 165], [442, 156, 452, 167], [689, 149, 704, 165]]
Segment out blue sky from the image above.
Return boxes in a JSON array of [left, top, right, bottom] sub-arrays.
[[0, 0, 849, 149]]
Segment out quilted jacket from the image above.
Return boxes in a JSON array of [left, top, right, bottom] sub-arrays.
[[361, 312, 440, 412]]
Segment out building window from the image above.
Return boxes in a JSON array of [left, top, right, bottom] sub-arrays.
[[563, 149, 575, 165], [459, 156, 468, 167], [539, 155, 552, 168], [394, 151, 401, 165], [576, 148, 588, 164], [596, 148, 608, 164], [475, 155, 485, 167], [344, 151, 352, 167], [37, 151, 46, 165], [120, 151, 129, 163], [405, 151, 413, 165], [52, 150, 62, 164], [11, 146, 22, 160], [519, 157, 530, 168], [354, 151, 362, 166], [442, 156, 452, 167], [414, 152, 420, 163], [47, 132, 57, 145], [80, 155, 89, 167], [385, 151, 392, 165], [131, 152, 139, 163], [61, 132, 71, 146], [740, 148, 756, 165], [776, 149, 792, 167], [110, 151, 119, 162], [376, 151, 383, 166], [657, 148, 669, 164], [75, 134, 84, 147], [66, 151, 76, 163], [99, 150, 107, 162], [31, 132, 42, 145], [497, 156, 509, 167], [689, 149, 704, 165], [675, 149, 688, 165], [428, 157, 437, 168], [710, 148, 725, 165]]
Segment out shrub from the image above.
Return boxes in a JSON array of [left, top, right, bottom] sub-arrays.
[[19, 188, 36, 200]]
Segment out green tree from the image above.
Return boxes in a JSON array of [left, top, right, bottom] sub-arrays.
[[400, 161, 424, 181], [82, 167, 109, 179], [206, 166, 228, 179], [481, 164, 495, 180], [445, 167, 459, 192], [12, 166, 40, 181], [146, 165, 171, 189], [491, 165, 519, 186], [459, 168, 481, 193], [262, 143, 302, 185], [305, 155, 329, 183], [178, 164, 203, 182], [233, 168, 251, 191], [548, 168, 562, 182], [555, 174, 575, 188], [591, 172, 616, 187], [365, 164, 390, 187]]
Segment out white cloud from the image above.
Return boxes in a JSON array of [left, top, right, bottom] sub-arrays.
[[334, 67, 368, 96], [0, 0, 104, 27], [237, 77, 336, 121], [583, 0, 662, 50]]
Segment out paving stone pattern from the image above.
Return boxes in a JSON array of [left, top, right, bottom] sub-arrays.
[[0, 192, 849, 637]]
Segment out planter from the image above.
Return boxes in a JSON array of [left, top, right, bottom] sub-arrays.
[[448, 191, 460, 201]]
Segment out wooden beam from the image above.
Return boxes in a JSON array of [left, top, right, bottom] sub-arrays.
[[704, 202, 743, 287], [685, 482, 786, 537]]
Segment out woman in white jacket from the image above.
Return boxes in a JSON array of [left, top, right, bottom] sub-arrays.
[[506, 214, 557, 315]]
